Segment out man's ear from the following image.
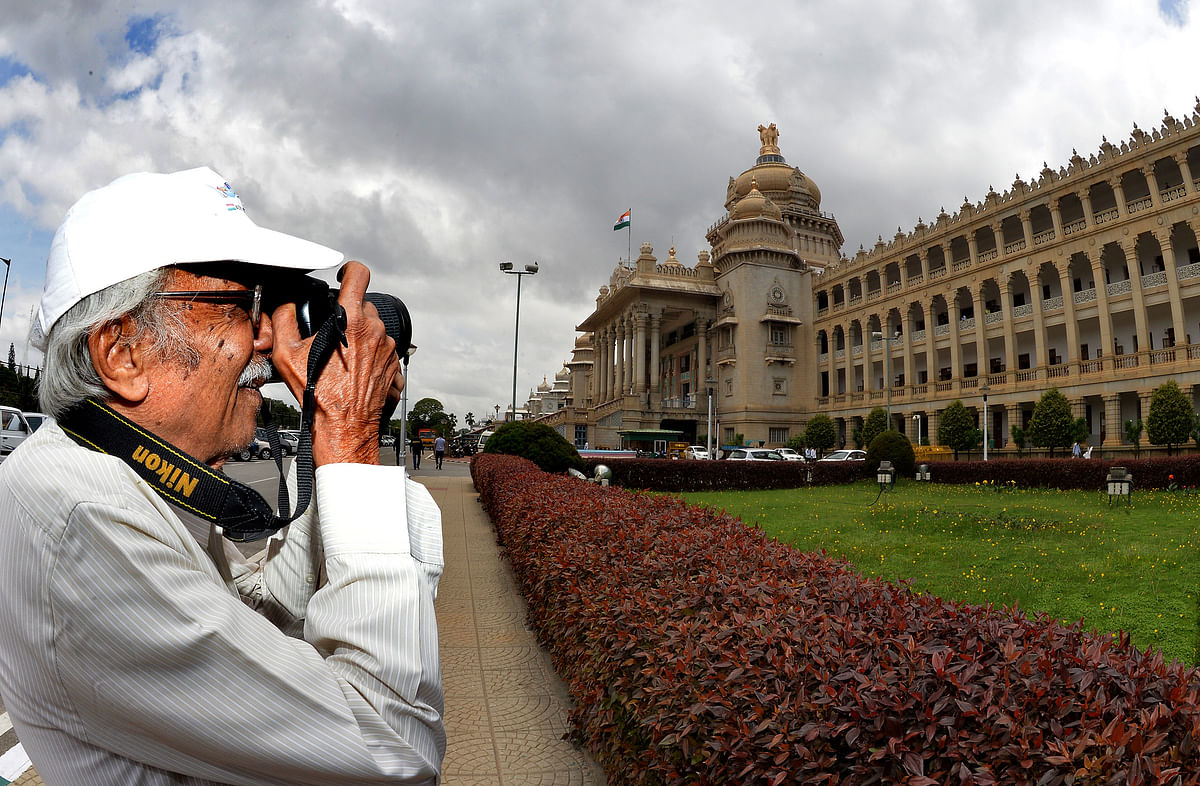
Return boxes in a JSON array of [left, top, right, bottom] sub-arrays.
[[88, 316, 151, 403]]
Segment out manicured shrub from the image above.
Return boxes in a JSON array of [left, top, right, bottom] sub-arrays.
[[481, 420, 584, 473], [866, 429, 916, 476], [472, 454, 1200, 784]]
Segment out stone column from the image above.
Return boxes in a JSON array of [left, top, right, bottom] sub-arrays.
[[1006, 403, 1023, 446], [1103, 394, 1122, 447], [1143, 165, 1161, 207], [902, 311, 915, 393], [625, 323, 635, 396], [973, 288, 988, 379], [1089, 255, 1115, 371], [1175, 152, 1194, 194], [1057, 264, 1081, 376], [614, 320, 625, 398], [696, 320, 707, 402], [999, 280, 1017, 381], [1138, 389, 1154, 446], [1080, 189, 1094, 227], [990, 222, 1004, 257], [927, 408, 940, 447], [1049, 197, 1064, 240], [948, 300, 963, 385], [1121, 240, 1150, 360], [967, 234, 979, 266], [1031, 276, 1047, 378], [1019, 208, 1034, 250], [634, 313, 648, 396], [649, 313, 662, 404], [1110, 177, 1127, 217], [1155, 228, 1188, 347], [924, 299, 939, 388]]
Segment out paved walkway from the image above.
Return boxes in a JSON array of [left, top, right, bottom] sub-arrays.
[[2, 457, 605, 785]]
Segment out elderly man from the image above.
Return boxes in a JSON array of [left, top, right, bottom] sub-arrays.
[[0, 168, 444, 784]]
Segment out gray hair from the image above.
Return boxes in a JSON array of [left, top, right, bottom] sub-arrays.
[[39, 269, 201, 418]]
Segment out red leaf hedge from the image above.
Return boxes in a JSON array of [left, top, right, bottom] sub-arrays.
[[471, 454, 1200, 785]]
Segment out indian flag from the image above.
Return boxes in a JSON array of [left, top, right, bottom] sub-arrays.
[[613, 209, 631, 231]]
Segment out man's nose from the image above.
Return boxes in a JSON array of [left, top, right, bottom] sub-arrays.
[[254, 311, 274, 352]]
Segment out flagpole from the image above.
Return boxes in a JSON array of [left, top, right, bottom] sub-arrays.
[[627, 211, 631, 267]]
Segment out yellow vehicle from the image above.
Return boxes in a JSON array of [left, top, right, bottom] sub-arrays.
[[667, 441, 690, 459]]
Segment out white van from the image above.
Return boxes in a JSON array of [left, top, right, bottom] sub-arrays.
[[0, 406, 33, 460]]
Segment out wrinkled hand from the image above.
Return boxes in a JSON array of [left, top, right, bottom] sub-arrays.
[[270, 261, 400, 466]]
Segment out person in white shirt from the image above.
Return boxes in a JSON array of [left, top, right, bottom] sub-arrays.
[[0, 168, 444, 784], [433, 434, 447, 469]]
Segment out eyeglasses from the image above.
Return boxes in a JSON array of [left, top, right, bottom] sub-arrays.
[[152, 284, 263, 329]]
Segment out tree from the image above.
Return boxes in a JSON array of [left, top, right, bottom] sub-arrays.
[[409, 397, 455, 437], [1146, 380, 1194, 455], [6, 343, 14, 373], [937, 400, 979, 460], [258, 397, 301, 429], [465, 412, 476, 429], [860, 407, 888, 450], [866, 430, 916, 477], [1010, 424, 1027, 458], [1124, 418, 1144, 458], [785, 433, 806, 453], [803, 414, 836, 457], [1027, 388, 1074, 457], [482, 421, 583, 473]]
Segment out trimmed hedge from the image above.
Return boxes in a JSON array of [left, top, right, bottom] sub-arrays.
[[581, 457, 866, 491], [472, 453, 1200, 785], [578, 455, 1200, 492]]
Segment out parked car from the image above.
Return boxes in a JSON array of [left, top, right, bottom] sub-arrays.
[[817, 449, 867, 462], [685, 445, 710, 460], [277, 430, 299, 455], [22, 412, 52, 432], [0, 406, 33, 460], [235, 433, 272, 461], [726, 448, 785, 461], [776, 447, 805, 461], [379, 434, 396, 448]]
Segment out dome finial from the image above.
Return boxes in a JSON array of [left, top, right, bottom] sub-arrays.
[[757, 123, 780, 156]]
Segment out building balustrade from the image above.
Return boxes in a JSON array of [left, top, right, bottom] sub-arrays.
[[1178, 262, 1200, 281], [1072, 289, 1095, 305], [1150, 348, 1177, 364], [1126, 196, 1152, 214], [660, 396, 696, 409], [952, 257, 972, 271], [960, 377, 978, 390], [869, 391, 884, 402], [1015, 368, 1039, 382], [835, 348, 845, 359], [817, 306, 828, 317], [1094, 207, 1119, 224], [866, 289, 882, 301], [834, 395, 847, 404], [911, 329, 926, 342], [1114, 354, 1140, 370], [935, 380, 954, 392], [959, 317, 975, 330], [984, 310, 1004, 324], [1142, 270, 1168, 289], [1189, 345, 1200, 361], [886, 281, 903, 294], [908, 273, 924, 286], [1106, 279, 1132, 297], [1004, 239, 1028, 253], [1033, 229, 1056, 245], [833, 301, 845, 312], [977, 249, 998, 263], [717, 345, 737, 363], [934, 324, 950, 336], [817, 351, 829, 363], [848, 294, 862, 305], [1162, 184, 1187, 202], [851, 344, 862, 356], [910, 383, 928, 395], [1047, 364, 1070, 379], [1063, 219, 1086, 235], [1012, 303, 1033, 318], [929, 267, 948, 280], [1080, 359, 1103, 374], [850, 392, 864, 403]]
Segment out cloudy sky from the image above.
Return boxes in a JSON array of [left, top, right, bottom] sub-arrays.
[[0, 0, 1197, 425]]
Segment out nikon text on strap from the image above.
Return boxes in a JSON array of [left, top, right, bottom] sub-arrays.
[[58, 303, 349, 542]]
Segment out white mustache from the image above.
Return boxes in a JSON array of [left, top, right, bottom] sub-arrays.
[[237, 356, 273, 388]]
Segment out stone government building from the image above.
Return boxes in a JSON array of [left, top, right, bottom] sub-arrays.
[[531, 105, 1200, 453]]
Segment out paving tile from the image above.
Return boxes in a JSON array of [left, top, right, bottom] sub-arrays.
[[486, 696, 571, 733], [442, 734, 499, 778]]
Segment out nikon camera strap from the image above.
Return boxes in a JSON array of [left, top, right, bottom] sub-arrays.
[[57, 304, 349, 543]]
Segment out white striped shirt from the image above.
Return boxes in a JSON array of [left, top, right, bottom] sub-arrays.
[[0, 422, 444, 784]]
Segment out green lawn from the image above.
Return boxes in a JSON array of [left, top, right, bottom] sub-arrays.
[[677, 480, 1200, 664]]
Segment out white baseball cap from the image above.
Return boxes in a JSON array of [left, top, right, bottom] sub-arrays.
[[32, 166, 343, 348]]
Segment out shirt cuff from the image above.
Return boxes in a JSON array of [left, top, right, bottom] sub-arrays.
[[315, 463, 410, 557]]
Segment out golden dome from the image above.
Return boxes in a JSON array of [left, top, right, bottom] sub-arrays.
[[730, 178, 783, 221]]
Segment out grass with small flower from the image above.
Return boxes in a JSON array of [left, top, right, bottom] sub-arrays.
[[677, 479, 1200, 664]]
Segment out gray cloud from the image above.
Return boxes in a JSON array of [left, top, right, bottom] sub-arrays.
[[0, 0, 1198, 420]]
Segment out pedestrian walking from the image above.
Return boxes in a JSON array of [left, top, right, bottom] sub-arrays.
[[411, 435, 423, 469], [434, 434, 447, 469]]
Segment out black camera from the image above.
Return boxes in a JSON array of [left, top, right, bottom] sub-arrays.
[[271, 276, 412, 381]]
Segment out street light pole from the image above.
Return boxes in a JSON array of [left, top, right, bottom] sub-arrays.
[[705, 375, 716, 460], [980, 382, 991, 461], [499, 261, 539, 422], [912, 413, 922, 447], [399, 345, 417, 466]]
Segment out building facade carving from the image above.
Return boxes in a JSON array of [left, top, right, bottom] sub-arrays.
[[534, 103, 1200, 452]]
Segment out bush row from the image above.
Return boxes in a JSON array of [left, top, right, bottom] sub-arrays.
[[471, 453, 1200, 785], [578, 455, 1200, 493], [581, 457, 866, 492]]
